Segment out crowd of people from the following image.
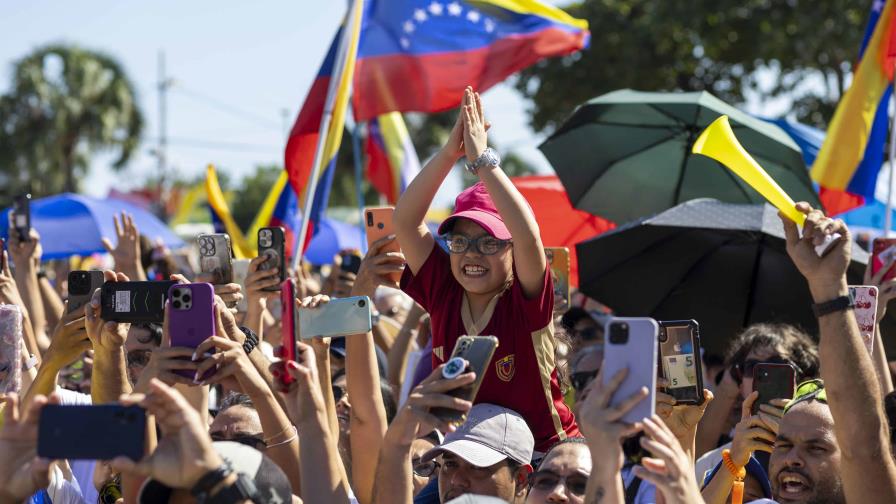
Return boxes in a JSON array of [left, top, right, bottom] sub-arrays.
[[1, 87, 896, 504]]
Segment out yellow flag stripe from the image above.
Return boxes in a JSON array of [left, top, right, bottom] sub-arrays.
[[204, 164, 253, 259], [476, 0, 588, 30]]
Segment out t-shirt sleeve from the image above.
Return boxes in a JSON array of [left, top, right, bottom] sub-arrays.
[[400, 245, 455, 312], [519, 264, 555, 332]]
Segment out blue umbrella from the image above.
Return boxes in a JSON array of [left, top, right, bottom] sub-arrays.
[[1, 193, 185, 260], [304, 218, 363, 265]]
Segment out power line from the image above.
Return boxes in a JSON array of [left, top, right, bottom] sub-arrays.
[[146, 136, 281, 153], [172, 85, 283, 132]]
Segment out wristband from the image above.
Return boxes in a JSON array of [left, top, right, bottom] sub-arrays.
[[36, 270, 47, 280], [190, 462, 232, 501], [239, 326, 259, 354], [721, 449, 745, 504], [811, 293, 854, 318]]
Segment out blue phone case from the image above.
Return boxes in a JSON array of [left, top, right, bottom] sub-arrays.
[[601, 317, 658, 424], [38, 405, 146, 461], [298, 296, 372, 339]]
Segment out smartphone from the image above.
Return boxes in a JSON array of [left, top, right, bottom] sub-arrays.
[[67, 270, 105, 315], [198, 233, 234, 284], [0, 304, 23, 394], [11, 193, 31, 242], [851, 286, 878, 355], [431, 335, 499, 423], [258, 227, 286, 292], [365, 207, 401, 283], [38, 404, 146, 461], [657, 320, 704, 405], [601, 317, 658, 424], [545, 247, 570, 311], [100, 280, 176, 323], [299, 296, 372, 339], [872, 238, 896, 282], [168, 283, 216, 379], [232, 259, 251, 313], [280, 279, 297, 385], [340, 251, 362, 275], [751, 363, 796, 415]]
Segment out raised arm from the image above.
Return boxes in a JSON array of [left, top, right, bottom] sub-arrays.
[[8, 229, 49, 350], [782, 203, 896, 503], [462, 88, 546, 298], [865, 263, 896, 396], [394, 106, 468, 274], [100, 212, 146, 281], [85, 271, 133, 404], [387, 303, 427, 396]]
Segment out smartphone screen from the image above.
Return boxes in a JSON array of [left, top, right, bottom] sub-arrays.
[[872, 238, 896, 282], [850, 286, 878, 355], [752, 363, 796, 415], [658, 320, 704, 405], [38, 404, 146, 461]]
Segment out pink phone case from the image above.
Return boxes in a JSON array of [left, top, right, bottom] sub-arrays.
[[0, 304, 23, 394], [167, 283, 216, 379], [280, 279, 297, 385], [850, 286, 878, 355], [601, 317, 658, 424]]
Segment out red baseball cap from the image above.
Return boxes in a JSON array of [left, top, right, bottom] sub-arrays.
[[438, 182, 511, 240]]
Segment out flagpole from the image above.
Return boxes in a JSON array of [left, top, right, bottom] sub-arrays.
[[888, 75, 896, 237], [350, 116, 368, 254], [293, 0, 361, 270]]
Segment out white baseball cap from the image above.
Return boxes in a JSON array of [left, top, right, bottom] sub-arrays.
[[421, 403, 534, 467]]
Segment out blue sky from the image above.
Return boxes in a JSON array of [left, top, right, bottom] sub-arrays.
[[0, 0, 564, 208]]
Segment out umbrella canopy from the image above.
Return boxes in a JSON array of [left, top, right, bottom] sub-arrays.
[[512, 175, 615, 286], [576, 199, 887, 355], [540, 89, 821, 224], [1, 193, 184, 260], [304, 218, 363, 266]]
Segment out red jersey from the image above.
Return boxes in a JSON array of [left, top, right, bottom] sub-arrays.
[[401, 246, 579, 452]]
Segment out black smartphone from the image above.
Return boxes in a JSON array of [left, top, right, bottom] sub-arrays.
[[258, 227, 286, 292], [12, 193, 31, 242], [100, 280, 176, 323], [38, 404, 146, 460], [67, 270, 106, 315], [431, 335, 499, 424], [752, 363, 796, 415], [657, 320, 705, 405], [340, 251, 362, 275]]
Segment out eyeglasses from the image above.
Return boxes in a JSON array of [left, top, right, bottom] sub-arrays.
[[528, 470, 588, 496], [440, 234, 512, 256], [571, 370, 598, 391], [732, 357, 790, 383], [127, 349, 152, 368], [210, 432, 267, 451], [413, 460, 440, 477]]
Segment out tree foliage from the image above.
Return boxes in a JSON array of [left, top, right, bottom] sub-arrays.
[[515, 0, 868, 133]]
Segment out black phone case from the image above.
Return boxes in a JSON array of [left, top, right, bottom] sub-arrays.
[[67, 271, 106, 315], [38, 404, 146, 461], [12, 195, 30, 241], [657, 320, 705, 405], [258, 227, 286, 292], [341, 253, 362, 275], [100, 280, 176, 323], [752, 363, 796, 415], [431, 336, 499, 423]]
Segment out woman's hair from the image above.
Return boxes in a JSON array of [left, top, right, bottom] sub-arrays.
[[725, 323, 819, 382], [560, 307, 592, 332]]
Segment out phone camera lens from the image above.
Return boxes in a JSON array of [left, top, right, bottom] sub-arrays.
[[377, 222, 384, 230], [182, 294, 191, 303], [173, 300, 182, 309], [609, 322, 629, 344], [658, 328, 668, 343], [358, 299, 366, 308]]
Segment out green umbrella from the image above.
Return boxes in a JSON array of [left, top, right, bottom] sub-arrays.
[[539, 89, 821, 224]]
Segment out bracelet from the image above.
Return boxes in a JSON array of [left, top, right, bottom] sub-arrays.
[[265, 426, 298, 449], [23, 354, 38, 371], [721, 449, 745, 504], [36, 270, 48, 280], [239, 326, 258, 354]]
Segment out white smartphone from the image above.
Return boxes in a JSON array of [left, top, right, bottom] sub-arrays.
[[850, 286, 878, 355], [299, 296, 372, 339], [601, 317, 658, 424]]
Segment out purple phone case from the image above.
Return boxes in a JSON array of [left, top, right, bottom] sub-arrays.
[[167, 283, 216, 379], [601, 317, 658, 424]]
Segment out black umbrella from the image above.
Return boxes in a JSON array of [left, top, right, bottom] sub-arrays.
[[576, 199, 888, 355]]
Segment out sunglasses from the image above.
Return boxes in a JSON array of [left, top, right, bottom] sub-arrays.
[[528, 470, 588, 496], [413, 459, 440, 477], [210, 432, 267, 451], [732, 357, 790, 383], [440, 234, 512, 256], [571, 370, 598, 392]]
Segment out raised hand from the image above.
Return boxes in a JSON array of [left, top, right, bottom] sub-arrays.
[[101, 212, 144, 280], [85, 271, 131, 352], [192, 304, 265, 393], [244, 255, 281, 306], [43, 301, 90, 369], [656, 380, 713, 447], [461, 87, 488, 163], [729, 391, 778, 467], [112, 379, 224, 490], [578, 367, 648, 472], [779, 203, 851, 297], [633, 416, 706, 504], [7, 227, 42, 271], [351, 235, 407, 298], [0, 251, 24, 307], [0, 393, 60, 503]]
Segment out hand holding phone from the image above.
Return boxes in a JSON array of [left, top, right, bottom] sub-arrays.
[[601, 317, 658, 424], [258, 227, 286, 291], [198, 234, 234, 284], [11, 194, 31, 242], [68, 270, 105, 315], [0, 304, 23, 394], [38, 404, 146, 460], [365, 207, 401, 283], [657, 320, 704, 405], [167, 283, 216, 380], [430, 335, 499, 424], [101, 280, 176, 323], [298, 296, 372, 339], [280, 279, 298, 386], [751, 363, 795, 415]]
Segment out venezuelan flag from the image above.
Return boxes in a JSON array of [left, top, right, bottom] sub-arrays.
[[284, 0, 364, 254], [811, 0, 894, 215], [205, 164, 253, 259], [365, 111, 421, 204], [352, 0, 589, 121]]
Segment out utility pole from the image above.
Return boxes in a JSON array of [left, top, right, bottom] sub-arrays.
[[157, 51, 173, 201]]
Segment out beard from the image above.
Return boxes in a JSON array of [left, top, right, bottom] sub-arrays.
[[774, 468, 845, 504]]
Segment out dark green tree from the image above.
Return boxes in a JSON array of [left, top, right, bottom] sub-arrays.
[[515, 0, 867, 133], [0, 44, 144, 203]]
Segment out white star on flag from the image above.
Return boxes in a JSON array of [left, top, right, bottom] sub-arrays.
[[484, 18, 495, 32], [874, 0, 885, 12], [428, 1, 443, 16], [447, 2, 462, 16], [414, 8, 428, 22], [400, 37, 410, 49], [467, 10, 480, 22], [403, 20, 415, 33]]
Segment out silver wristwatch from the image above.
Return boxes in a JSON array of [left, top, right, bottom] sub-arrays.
[[464, 147, 501, 175]]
